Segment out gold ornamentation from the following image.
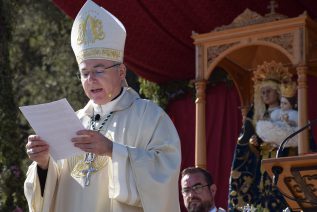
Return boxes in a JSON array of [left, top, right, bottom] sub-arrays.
[[241, 176, 253, 193], [252, 61, 292, 84], [76, 47, 123, 64], [213, 8, 287, 32], [259, 33, 294, 56], [252, 61, 292, 123], [207, 42, 239, 65], [284, 174, 317, 203], [230, 191, 237, 196], [281, 81, 297, 97], [231, 170, 242, 179], [77, 15, 105, 45], [71, 155, 108, 179], [195, 80, 207, 104]]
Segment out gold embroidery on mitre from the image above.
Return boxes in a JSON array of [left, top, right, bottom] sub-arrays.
[[71, 155, 109, 179], [76, 48, 123, 64], [77, 15, 105, 45]]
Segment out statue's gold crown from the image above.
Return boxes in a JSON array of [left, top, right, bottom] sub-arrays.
[[252, 60, 292, 84], [281, 82, 297, 98]]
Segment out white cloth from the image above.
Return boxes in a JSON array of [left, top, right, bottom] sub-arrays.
[[269, 107, 282, 122], [24, 87, 181, 212], [270, 108, 298, 128], [256, 108, 298, 147]]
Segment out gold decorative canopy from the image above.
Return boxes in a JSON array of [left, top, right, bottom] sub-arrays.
[[192, 5, 317, 168]]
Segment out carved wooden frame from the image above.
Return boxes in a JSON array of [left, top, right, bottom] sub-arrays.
[[192, 9, 317, 168]]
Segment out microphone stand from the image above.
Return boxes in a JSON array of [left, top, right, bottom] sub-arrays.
[[272, 118, 317, 186], [276, 118, 317, 158]]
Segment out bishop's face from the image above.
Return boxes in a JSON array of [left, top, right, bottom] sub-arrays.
[[79, 59, 126, 105]]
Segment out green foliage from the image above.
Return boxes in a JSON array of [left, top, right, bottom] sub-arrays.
[[0, 0, 87, 210], [139, 78, 168, 107], [138, 67, 233, 109], [0, 1, 26, 210], [10, 0, 87, 110], [139, 78, 193, 109], [0, 1, 232, 210]]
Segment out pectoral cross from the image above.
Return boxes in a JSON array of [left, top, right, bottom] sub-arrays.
[[82, 164, 96, 186], [82, 153, 96, 186]]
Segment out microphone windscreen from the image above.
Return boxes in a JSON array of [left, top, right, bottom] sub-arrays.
[[95, 114, 101, 121]]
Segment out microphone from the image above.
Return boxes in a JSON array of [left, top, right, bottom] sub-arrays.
[[94, 114, 101, 121], [276, 118, 317, 158]]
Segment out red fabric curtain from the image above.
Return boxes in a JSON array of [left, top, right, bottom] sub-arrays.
[[167, 82, 242, 210], [168, 75, 317, 211], [308, 75, 317, 141], [52, 0, 317, 83], [51, 1, 317, 210]]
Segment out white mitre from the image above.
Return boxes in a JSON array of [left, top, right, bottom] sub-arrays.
[[71, 0, 126, 64]]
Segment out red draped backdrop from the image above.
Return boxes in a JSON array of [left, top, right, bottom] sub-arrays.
[[51, 0, 317, 210], [52, 0, 317, 83], [167, 82, 242, 209], [168, 75, 317, 210]]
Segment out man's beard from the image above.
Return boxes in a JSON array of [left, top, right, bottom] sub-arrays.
[[188, 200, 212, 212]]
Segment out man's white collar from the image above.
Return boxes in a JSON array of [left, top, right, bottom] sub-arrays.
[[92, 87, 126, 116]]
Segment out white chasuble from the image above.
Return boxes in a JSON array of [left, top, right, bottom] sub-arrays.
[[24, 87, 181, 212]]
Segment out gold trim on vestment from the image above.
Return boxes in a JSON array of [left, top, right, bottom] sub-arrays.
[[71, 154, 109, 179]]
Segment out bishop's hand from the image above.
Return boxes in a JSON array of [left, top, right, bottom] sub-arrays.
[[72, 130, 113, 157], [26, 135, 50, 170]]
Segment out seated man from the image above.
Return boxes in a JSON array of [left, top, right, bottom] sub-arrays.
[[181, 167, 226, 212]]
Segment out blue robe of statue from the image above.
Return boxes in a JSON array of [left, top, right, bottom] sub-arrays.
[[228, 107, 288, 211]]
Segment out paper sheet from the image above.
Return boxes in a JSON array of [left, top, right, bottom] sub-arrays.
[[20, 98, 85, 160]]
